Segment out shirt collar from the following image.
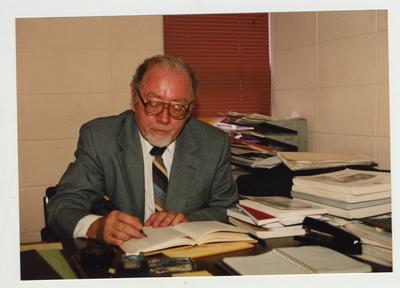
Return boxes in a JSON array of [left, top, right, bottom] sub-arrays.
[[138, 133, 176, 157]]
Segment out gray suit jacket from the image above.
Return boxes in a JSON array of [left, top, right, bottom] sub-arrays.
[[47, 110, 238, 237]]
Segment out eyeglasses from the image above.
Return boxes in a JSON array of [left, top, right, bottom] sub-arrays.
[[135, 88, 191, 120]]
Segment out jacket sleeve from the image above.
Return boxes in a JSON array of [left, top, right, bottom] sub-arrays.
[[46, 124, 105, 238]]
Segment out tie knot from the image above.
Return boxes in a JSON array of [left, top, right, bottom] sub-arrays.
[[150, 146, 166, 156]]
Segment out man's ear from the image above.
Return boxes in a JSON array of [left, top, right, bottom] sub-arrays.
[[187, 101, 194, 115], [131, 88, 137, 111]]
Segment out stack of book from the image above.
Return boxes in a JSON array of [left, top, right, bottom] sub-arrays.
[[277, 151, 375, 171], [227, 196, 327, 239], [291, 169, 391, 219], [344, 219, 392, 267], [324, 214, 392, 267]]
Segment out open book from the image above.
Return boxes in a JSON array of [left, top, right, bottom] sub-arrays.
[[222, 245, 371, 275], [119, 221, 253, 255]]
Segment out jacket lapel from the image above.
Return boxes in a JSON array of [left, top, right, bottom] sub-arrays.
[[114, 113, 204, 217], [116, 113, 146, 221], [167, 120, 203, 211]]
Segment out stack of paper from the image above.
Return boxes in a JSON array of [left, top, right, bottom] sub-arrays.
[[277, 152, 375, 171], [214, 111, 308, 169], [229, 135, 282, 169], [291, 169, 391, 219], [324, 214, 392, 267], [228, 196, 327, 239], [345, 221, 392, 267]]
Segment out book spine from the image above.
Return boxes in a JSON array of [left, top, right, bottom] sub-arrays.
[[227, 208, 254, 224], [238, 204, 277, 225]]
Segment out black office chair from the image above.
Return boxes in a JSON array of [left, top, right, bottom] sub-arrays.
[[40, 185, 109, 242], [40, 185, 60, 242]]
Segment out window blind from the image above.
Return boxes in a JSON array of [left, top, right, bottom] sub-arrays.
[[164, 13, 271, 118]]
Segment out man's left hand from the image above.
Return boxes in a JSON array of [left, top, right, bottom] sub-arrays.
[[144, 211, 189, 228]]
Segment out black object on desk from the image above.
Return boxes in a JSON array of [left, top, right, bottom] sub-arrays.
[[362, 217, 392, 233], [247, 233, 267, 246], [20, 250, 62, 280], [294, 217, 362, 255], [80, 240, 115, 270]]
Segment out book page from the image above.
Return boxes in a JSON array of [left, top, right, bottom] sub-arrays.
[[119, 226, 195, 255], [162, 242, 254, 259], [173, 221, 247, 243]]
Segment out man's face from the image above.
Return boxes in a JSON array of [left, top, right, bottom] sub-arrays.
[[132, 65, 193, 147]]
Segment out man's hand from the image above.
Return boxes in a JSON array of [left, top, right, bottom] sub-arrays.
[[86, 210, 145, 245], [144, 211, 189, 228]]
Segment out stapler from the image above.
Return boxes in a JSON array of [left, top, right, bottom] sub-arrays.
[[294, 217, 362, 255]]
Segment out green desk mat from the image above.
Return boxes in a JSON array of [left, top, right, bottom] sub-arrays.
[[37, 249, 77, 279]]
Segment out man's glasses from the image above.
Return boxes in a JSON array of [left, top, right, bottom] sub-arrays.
[[135, 89, 191, 120]]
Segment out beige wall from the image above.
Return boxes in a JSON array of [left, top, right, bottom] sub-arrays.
[[17, 16, 164, 243], [270, 10, 390, 170]]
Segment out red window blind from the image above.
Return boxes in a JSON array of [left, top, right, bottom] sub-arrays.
[[164, 13, 271, 118]]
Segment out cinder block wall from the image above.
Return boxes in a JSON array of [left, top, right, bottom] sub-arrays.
[[17, 16, 164, 243], [270, 10, 390, 169]]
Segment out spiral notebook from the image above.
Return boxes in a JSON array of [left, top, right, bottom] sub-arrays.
[[222, 245, 371, 275]]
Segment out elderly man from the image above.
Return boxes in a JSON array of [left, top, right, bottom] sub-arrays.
[[47, 55, 238, 245]]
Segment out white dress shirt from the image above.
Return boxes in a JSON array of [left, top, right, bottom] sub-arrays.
[[73, 133, 175, 238]]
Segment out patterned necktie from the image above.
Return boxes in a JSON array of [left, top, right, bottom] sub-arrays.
[[150, 146, 168, 211]]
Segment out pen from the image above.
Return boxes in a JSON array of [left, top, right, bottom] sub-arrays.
[[155, 203, 164, 212], [103, 195, 119, 211], [103, 195, 147, 237]]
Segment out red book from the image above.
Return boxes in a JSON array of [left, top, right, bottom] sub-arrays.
[[237, 204, 278, 226]]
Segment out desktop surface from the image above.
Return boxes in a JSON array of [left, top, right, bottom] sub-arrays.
[[20, 236, 392, 280]]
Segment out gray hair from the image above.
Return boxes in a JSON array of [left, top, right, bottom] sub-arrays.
[[130, 54, 199, 100]]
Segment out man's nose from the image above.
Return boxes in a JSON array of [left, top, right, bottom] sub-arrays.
[[155, 105, 171, 124]]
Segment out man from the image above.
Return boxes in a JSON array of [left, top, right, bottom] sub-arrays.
[[47, 55, 238, 245]]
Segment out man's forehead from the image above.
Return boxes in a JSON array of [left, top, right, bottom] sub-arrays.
[[142, 65, 191, 88], [145, 64, 188, 78]]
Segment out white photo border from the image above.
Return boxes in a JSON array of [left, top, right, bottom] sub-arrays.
[[1, 1, 399, 288]]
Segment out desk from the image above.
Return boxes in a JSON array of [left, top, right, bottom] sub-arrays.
[[20, 237, 392, 280]]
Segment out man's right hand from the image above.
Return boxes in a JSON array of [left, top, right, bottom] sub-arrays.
[[86, 210, 145, 245]]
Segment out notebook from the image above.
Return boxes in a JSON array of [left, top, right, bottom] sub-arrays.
[[222, 245, 371, 275]]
